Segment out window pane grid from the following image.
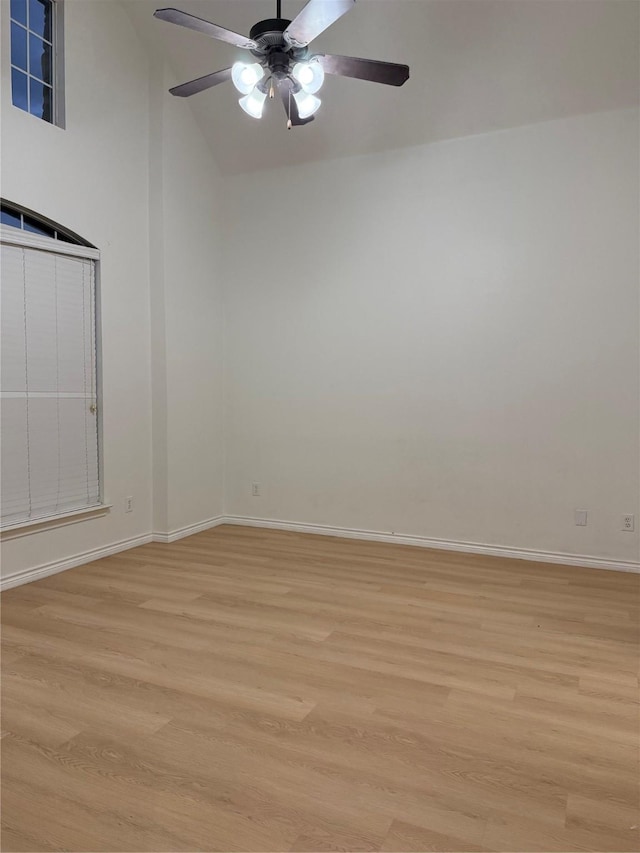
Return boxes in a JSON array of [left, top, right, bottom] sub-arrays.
[[11, 64, 53, 88], [11, 59, 54, 89], [10, 0, 55, 123], [10, 18, 53, 45]]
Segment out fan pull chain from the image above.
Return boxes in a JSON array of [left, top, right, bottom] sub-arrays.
[[287, 88, 292, 130], [269, 78, 275, 99]]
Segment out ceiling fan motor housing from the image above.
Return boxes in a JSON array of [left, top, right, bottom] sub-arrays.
[[249, 17, 289, 44], [250, 18, 309, 76]]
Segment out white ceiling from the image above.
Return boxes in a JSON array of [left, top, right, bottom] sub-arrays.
[[125, 0, 640, 175]]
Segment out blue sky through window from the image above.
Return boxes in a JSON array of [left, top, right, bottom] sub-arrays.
[[10, 0, 54, 122]]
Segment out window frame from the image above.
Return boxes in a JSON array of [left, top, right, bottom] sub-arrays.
[[0, 222, 107, 537], [9, 0, 65, 128]]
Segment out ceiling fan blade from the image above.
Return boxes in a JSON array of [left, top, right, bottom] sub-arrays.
[[154, 8, 257, 49], [284, 0, 355, 48], [169, 67, 233, 98], [277, 78, 315, 127], [318, 54, 409, 86]]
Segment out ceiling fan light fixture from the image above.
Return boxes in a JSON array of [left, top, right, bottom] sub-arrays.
[[156, 2, 410, 127], [292, 60, 325, 94], [293, 90, 321, 119], [231, 61, 264, 94], [239, 87, 267, 119]]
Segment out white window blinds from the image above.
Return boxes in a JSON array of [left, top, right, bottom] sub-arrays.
[[1, 241, 100, 527]]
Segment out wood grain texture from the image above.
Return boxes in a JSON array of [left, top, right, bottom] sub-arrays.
[[1, 524, 638, 852]]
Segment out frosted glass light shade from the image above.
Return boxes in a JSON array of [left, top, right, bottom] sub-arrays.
[[293, 91, 321, 119], [232, 62, 264, 94], [239, 88, 267, 119], [292, 60, 325, 94]]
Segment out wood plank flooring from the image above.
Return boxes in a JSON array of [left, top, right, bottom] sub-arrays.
[[1, 524, 639, 852]]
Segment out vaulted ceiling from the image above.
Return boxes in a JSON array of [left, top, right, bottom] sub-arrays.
[[125, 0, 640, 175]]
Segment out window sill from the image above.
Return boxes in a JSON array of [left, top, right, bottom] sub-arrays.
[[0, 505, 111, 540]]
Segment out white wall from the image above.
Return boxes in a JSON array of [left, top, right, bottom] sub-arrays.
[[222, 108, 640, 564], [0, 0, 224, 581], [1, 0, 153, 577], [157, 63, 225, 535]]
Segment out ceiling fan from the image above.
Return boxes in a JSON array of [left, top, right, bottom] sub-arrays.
[[154, 0, 410, 127]]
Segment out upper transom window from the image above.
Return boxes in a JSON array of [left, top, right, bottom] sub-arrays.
[[10, 0, 62, 125]]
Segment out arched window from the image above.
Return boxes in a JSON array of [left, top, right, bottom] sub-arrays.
[[1, 200, 103, 531], [1, 200, 91, 246]]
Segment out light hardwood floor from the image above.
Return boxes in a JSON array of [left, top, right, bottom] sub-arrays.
[[1, 525, 639, 852]]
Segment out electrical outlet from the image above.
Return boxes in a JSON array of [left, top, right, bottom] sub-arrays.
[[251, 482, 261, 497], [574, 509, 588, 527], [125, 496, 134, 513], [622, 514, 635, 532]]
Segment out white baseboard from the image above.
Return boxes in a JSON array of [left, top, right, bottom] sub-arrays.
[[223, 515, 640, 574], [2, 513, 637, 592], [0, 516, 225, 591], [152, 515, 225, 543], [0, 533, 154, 591]]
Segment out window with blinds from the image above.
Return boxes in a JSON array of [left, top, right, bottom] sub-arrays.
[[1, 230, 101, 528]]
